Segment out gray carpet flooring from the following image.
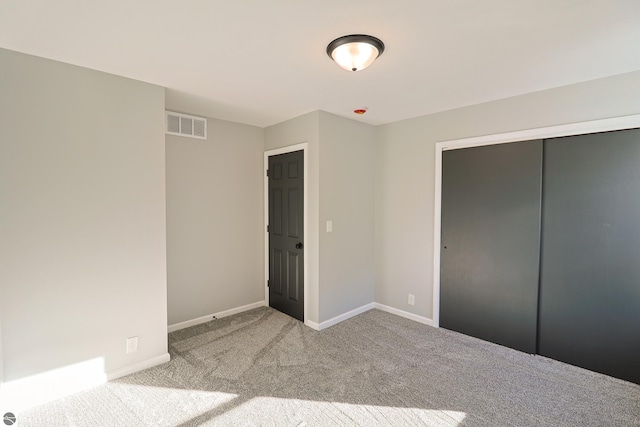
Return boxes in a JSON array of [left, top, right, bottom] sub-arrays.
[[17, 307, 640, 426]]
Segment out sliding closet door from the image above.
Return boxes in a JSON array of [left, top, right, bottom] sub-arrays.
[[539, 129, 640, 384], [440, 140, 542, 353]]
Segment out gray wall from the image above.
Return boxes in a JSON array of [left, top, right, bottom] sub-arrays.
[[318, 112, 375, 321], [264, 112, 320, 323], [0, 49, 167, 381], [3, 47, 638, 391], [166, 117, 264, 326], [375, 70, 640, 319]]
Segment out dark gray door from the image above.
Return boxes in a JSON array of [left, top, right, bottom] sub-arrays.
[[440, 140, 543, 353], [268, 150, 304, 321], [539, 129, 640, 384]]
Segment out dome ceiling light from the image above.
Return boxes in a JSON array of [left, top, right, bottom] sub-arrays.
[[326, 34, 385, 72]]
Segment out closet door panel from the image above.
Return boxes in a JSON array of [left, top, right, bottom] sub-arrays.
[[440, 140, 543, 354], [539, 128, 640, 384]]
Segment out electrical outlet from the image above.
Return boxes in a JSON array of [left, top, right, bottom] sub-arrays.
[[408, 294, 415, 306], [126, 336, 138, 354]]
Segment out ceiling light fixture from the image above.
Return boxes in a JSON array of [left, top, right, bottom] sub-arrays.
[[326, 34, 385, 72]]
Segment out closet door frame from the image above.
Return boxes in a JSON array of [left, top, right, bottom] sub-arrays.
[[432, 114, 640, 328]]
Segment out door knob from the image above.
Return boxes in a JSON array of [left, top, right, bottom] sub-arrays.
[[296, 242, 303, 250]]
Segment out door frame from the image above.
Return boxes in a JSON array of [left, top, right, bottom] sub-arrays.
[[432, 113, 640, 328], [264, 143, 308, 324]]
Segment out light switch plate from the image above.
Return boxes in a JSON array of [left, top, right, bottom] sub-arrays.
[[326, 221, 333, 233]]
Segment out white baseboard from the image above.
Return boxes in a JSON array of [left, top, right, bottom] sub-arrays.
[[166, 300, 432, 334], [304, 320, 320, 331], [316, 303, 376, 331], [168, 301, 266, 333], [0, 363, 104, 413], [0, 352, 169, 413], [106, 352, 170, 381], [305, 302, 434, 331], [374, 303, 434, 327]]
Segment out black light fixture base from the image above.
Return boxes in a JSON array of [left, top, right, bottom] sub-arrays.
[[326, 34, 385, 59]]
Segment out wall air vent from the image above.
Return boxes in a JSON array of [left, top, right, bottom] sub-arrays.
[[165, 111, 207, 140]]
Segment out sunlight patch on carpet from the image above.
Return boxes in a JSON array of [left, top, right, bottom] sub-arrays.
[[216, 396, 466, 426], [105, 383, 238, 426]]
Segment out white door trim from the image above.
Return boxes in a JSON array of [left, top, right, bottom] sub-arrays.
[[264, 143, 309, 325], [433, 114, 640, 328]]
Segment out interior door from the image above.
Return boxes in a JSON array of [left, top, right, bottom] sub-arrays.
[[268, 150, 304, 321], [440, 140, 543, 353], [539, 129, 640, 384]]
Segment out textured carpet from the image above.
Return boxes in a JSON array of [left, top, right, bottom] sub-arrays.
[[16, 307, 640, 426]]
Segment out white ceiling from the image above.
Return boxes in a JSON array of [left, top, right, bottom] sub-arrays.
[[1, 1, 639, 128]]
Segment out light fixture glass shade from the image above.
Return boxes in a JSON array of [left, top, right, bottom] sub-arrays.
[[327, 35, 385, 72]]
